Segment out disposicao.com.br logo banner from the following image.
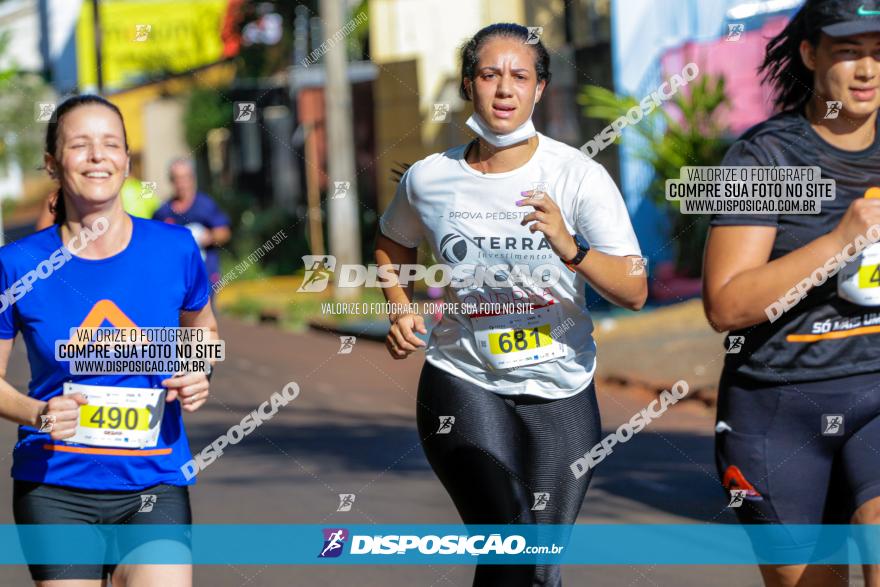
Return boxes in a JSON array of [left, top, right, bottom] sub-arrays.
[[7, 525, 880, 565], [316, 527, 564, 560]]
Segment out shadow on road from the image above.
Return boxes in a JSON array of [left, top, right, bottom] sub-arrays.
[[187, 403, 735, 524], [587, 430, 738, 523], [184, 415, 432, 483]]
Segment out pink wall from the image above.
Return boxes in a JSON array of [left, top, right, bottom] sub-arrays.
[[660, 16, 791, 136]]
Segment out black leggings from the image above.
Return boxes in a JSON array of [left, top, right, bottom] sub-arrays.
[[417, 361, 602, 587]]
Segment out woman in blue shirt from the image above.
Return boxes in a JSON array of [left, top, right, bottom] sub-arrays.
[[0, 95, 217, 586]]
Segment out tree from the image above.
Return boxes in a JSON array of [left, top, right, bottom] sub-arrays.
[[0, 31, 54, 182]]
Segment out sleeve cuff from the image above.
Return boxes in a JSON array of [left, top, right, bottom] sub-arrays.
[[182, 293, 210, 312], [379, 217, 421, 248]]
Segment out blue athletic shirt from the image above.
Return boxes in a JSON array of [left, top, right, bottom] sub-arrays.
[[0, 215, 210, 490]]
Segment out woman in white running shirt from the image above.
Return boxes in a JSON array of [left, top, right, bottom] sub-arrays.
[[375, 23, 647, 587]]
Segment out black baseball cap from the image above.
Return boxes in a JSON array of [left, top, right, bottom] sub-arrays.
[[804, 0, 880, 37]]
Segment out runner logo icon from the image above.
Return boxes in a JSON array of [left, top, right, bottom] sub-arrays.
[[38, 414, 55, 433], [337, 494, 356, 512], [298, 256, 337, 292], [628, 257, 648, 276], [531, 181, 549, 199], [726, 335, 745, 354], [432, 103, 451, 122], [234, 102, 256, 123], [525, 27, 543, 44], [825, 101, 842, 119], [140, 181, 157, 199], [332, 181, 350, 200], [134, 24, 152, 42], [437, 416, 455, 434], [726, 23, 744, 41], [35, 102, 56, 122], [822, 414, 844, 436], [532, 492, 550, 511], [338, 336, 356, 354], [138, 494, 157, 513], [319, 528, 348, 558], [727, 489, 746, 508]]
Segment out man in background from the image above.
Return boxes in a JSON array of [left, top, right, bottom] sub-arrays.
[[154, 157, 231, 290]]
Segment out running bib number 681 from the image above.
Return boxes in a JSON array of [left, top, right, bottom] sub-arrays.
[[471, 304, 567, 370], [490, 325, 553, 355]]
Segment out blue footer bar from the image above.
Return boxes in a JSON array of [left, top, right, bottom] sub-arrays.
[[3, 524, 880, 564]]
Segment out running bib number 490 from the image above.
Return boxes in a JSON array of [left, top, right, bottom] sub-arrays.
[[472, 304, 567, 370], [80, 405, 149, 431], [838, 244, 880, 306], [63, 382, 164, 449]]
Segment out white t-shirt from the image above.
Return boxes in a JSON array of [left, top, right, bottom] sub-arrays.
[[379, 132, 641, 399]]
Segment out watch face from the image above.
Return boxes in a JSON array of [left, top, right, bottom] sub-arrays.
[[574, 234, 589, 250]]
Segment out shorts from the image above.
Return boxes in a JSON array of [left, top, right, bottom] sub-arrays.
[[13, 481, 192, 581], [715, 370, 880, 559]]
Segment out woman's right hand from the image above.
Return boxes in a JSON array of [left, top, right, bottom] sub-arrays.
[[386, 313, 427, 359], [39, 393, 88, 441], [830, 197, 880, 251]]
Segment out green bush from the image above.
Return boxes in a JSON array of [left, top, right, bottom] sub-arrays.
[[212, 189, 310, 279], [183, 88, 233, 150], [578, 72, 731, 277]]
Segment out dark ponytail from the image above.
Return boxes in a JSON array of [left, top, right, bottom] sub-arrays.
[[45, 95, 129, 224], [759, 6, 819, 112]]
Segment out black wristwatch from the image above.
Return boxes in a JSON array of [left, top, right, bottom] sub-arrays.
[[562, 234, 590, 271]]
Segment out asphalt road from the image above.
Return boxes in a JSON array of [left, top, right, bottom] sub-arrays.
[[0, 316, 790, 586]]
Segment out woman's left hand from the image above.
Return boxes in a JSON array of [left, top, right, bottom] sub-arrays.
[[161, 371, 210, 413], [517, 190, 577, 261]]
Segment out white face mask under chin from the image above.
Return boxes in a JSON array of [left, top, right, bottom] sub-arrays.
[[465, 96, 538, 148]]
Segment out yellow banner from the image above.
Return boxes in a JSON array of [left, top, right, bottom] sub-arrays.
[[77, 0, 228, 91]]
